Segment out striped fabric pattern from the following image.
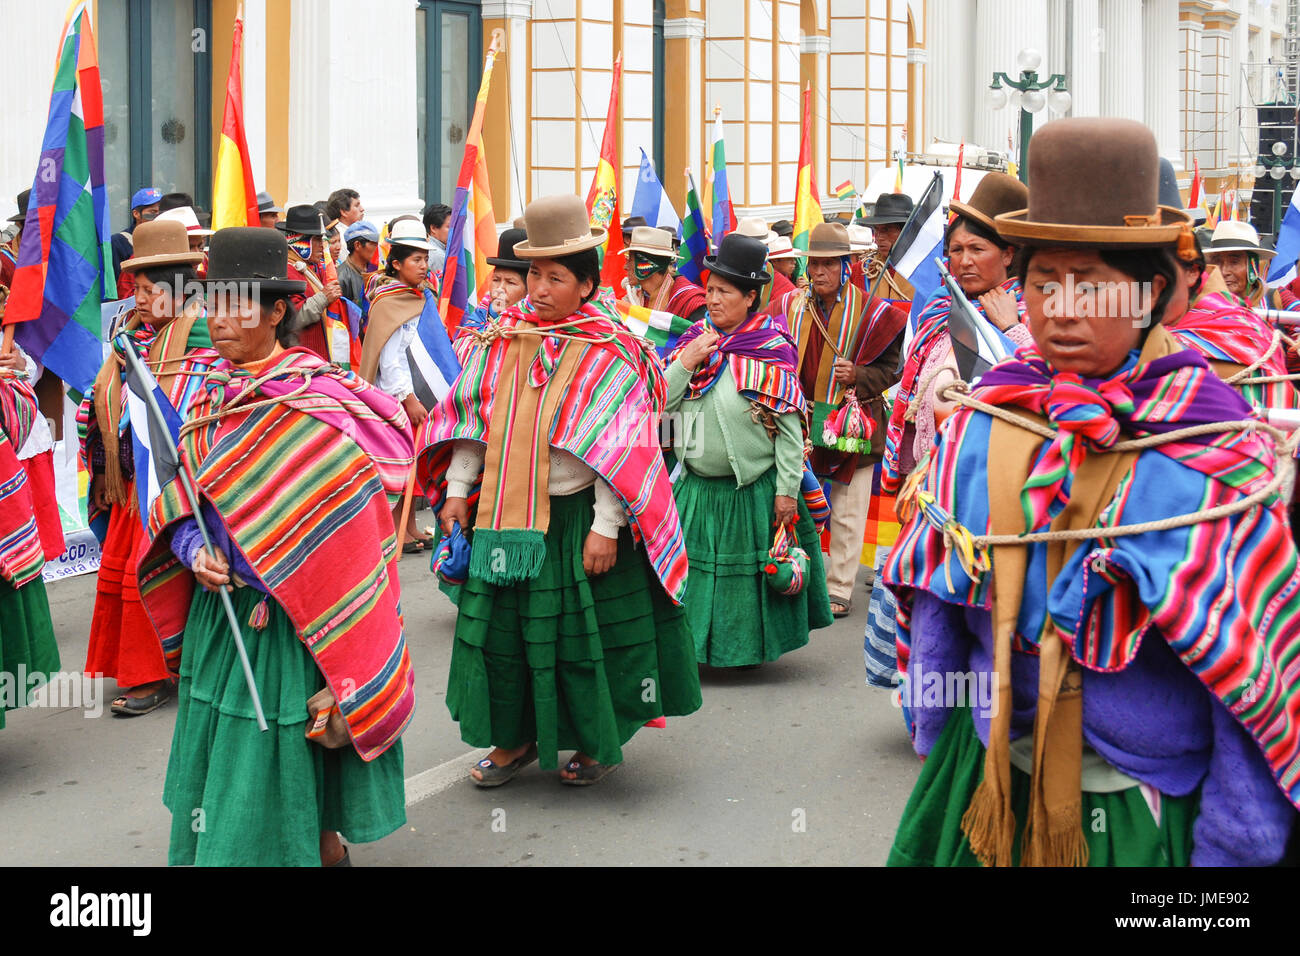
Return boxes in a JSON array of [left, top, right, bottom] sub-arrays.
[[418, 302, 689, 603], [0, 375, 44, 587], [884, 348, 1300, 810], [137, 350, 416, 761]]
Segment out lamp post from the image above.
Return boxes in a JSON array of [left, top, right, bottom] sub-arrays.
[[986, 48, 1071, 184], [1252, 139, 1300, 239]]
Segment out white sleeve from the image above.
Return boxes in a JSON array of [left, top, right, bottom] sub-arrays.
[[590, 478, 628, 538], [376, 320, 417, 402], [445, 439, 485, 499], [14, 345, 52, 459]]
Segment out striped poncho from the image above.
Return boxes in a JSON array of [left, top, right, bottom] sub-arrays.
[[137, 348, 416, 761], [881, 278, 1026, 492], [0, 373, 44, 588], [418, 299, 689, 603], [884, 328, 1300, 810]]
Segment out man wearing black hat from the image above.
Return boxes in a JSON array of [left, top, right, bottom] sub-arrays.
[[855, 192, 915, 301], [466, 225, 530, 334], [276, 204, 343, 362], [1, 189, 29, 298]]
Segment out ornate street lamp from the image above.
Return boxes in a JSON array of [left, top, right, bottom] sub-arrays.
[[986, 48, 1070, 184]]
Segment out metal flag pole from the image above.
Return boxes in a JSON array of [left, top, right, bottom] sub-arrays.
[[115, 334, 268, 732]]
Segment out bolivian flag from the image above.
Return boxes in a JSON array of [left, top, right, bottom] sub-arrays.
[[211, 10, 257, 230]]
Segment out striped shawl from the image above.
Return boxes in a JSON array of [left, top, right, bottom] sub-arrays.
[[137, 348, 416, 761], [0, 374, 44, 587]]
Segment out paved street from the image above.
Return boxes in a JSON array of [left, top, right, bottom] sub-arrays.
[[0, 555, 919, 866]]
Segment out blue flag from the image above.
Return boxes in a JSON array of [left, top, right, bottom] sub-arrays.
[[405, 289, 462, 410], [120, 338, 183, 530], [630, 149, 682, 234], [1268, 199, 1300, 288]]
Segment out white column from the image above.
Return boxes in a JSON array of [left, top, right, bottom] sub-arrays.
[[1067, 0, 1101, 117], [973, 0, 1048, 157], [1099, 0, 1144, 121], [483, 0, 533, 220], [243, 0, 267, 191], [665, 17, 707, 180], [1179, 5, 1204, 164], [801, 33, 831, 198], [1144, 0, 1182, 165], [287, 0, 331, 206], [925, 0, 974, 144]]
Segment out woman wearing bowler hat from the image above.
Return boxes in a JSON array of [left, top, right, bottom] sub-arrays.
[[883, 118, 1300, 867], [81, 219, 214, 718], [457, 222, 531, 344], [138, 227, 416, 865], [418, 194, 701, 786], [667, 233, 833, 667]]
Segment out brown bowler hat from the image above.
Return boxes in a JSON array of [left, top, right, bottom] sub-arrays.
[[799, 221, 853, 258], [513, 194, 607, 258], [120, 220, 205, 273], [949, 173, 1028, 233], [995, 118, 1189, 248]]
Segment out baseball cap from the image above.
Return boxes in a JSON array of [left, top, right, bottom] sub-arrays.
[[344, 220, 380, 243], [131, 187, 163, 210]]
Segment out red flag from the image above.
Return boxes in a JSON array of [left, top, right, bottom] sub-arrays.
[[211, 8, 258, 229], [584, 53, 626, 292]]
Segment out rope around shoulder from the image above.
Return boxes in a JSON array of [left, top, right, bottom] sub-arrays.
[[934, 379, 1300, 549]]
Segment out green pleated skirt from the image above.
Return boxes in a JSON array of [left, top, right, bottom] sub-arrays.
[[888, 706, 1197, 867], [164, 586, 406, 867], [445, 487, 702, 770], [674, 464, 833, 667], [0, 575, 59, 730]]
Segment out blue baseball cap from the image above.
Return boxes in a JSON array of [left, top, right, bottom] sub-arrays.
[[131, 187, 162, 209], [344, 220, 380, 243]]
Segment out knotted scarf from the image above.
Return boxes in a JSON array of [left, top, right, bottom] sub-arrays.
[[670, 311, 804, 416]]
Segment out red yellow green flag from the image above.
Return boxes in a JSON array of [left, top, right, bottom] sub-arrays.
[[211, 7, 257, 229], [792, 84, 823, 276], [584, 52, 626, 292]]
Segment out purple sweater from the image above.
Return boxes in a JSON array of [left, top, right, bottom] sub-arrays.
[[907, 592, 1296, 867], [167, 504, 267, 595]]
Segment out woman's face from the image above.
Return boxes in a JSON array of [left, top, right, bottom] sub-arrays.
[[772, 257, 798, 279], [527, 258, 593, 322], [705, 275, 757, 332], [394, 250, 430, 287], [1206, 251, 1249, 296], [207, 293, 283, 365], [1161, 260, 1203, 326], [134, 274, 176, 324], [328, 232, 343, 263], [489, 269, 527, 313], [947, 222, 1014, 298], [1022, 248, 1163, 378]]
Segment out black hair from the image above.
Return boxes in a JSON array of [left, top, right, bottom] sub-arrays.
[[422, 202, 453, 232], [945, 213, 1015, 254], [157, 192, 194, 214], [326, 188, 360, 221], [346, 235, 374, 255], [259, 291, 300, 348], [550, 248, 602, 303], [384, 242, 427, 278], [137, 265, 200, 314], [1016, 245, 1181, 330]]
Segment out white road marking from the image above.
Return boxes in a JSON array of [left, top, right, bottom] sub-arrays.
[[405, 748, 492, 806]]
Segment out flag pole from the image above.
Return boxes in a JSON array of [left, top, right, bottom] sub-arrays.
[[115, 334, 268, 732]]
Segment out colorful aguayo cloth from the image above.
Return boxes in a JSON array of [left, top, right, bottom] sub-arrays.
[[138, 348, 416, 761], [884, 328, 1300, 814]]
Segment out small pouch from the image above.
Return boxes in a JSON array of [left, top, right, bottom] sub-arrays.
[[430, 520, 470, 584], [305, 688, 350, 749], [763, 522, 809, 596]]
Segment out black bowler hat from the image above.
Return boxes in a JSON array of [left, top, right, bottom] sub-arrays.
[[7, 189, 30, 224], [486, 227, 529, 272], [703, 233, 771, 291], [856, 192, 914, 226], [275, 204, 328, 237], [621, 215, 648, 240], [204, 227, 307, 295]]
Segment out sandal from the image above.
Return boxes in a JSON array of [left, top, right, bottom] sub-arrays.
[[830, 598, 852, 619], [110, 684, 172, 717], [470, 743, 538, 788], [402, 540, 425, 555], [559, 756, 621, 786]]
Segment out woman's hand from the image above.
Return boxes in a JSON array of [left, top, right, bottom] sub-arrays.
[[90, 474, 110, 513], [440, 496, 470, 535], [832, 356, 857, 385], [677, 328, 720, 372], [0, 350, 25, 372], [402, 393, 428, 429], [977, 286, 1019, 332], [193, 547, 231, 592], [583, 529, 618, 576], [773, 494, 797, 528]]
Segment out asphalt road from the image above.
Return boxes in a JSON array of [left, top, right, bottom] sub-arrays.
[[0, 556, 920, 866]]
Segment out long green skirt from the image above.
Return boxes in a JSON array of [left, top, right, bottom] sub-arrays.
[[164, 586, 406, 866], [888, 706, 1197, 866], [0, 575, 59, 730], [674, 464, 834, 667], [446, 487, 702, 770]]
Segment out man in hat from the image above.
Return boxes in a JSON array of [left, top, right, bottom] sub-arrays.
[[0, 189, 28, 295], [461, 224, 530, 339], [764, 234, 802, 310], [276, 204, 344, 361], [622, 225, 707, 321], [855, 192, 915, 301], [339, 220, 380, 309], [111, 187, 162, 298], [1202, 219, 1298, 311], [786, 221, 908, 616], [256, 191, 283, 228], [621, 214, 649, 243]]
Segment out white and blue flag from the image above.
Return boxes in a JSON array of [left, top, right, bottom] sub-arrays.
[[630, 148, 682, 235], [406, 290, 462, 409], [1268, 199, 1300, 289], [120, 339, 184, 530]]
